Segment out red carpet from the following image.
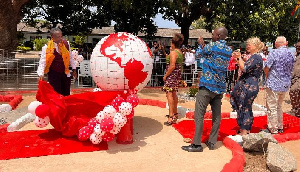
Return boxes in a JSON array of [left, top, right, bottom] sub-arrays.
[[0, 128, 108, 160], [173, 113, 300, 142]]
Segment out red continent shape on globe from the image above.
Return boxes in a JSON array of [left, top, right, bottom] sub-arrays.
[[100, 32, 129, 67], [124, 59, 148, 89], [99, 32, 149, 89]]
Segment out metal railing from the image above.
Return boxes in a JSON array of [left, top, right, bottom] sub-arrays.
[[0, 51, 201, 90]]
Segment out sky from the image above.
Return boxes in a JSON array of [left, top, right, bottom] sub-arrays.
[[153, 13, 180, 29], [111, 13, 179, 29]]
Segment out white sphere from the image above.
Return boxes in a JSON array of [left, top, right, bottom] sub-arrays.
[[34, 116, 50, 128], [96, 111, 105, 122], [28, 101, 42, 115], [90, 133, 102, 144], [110, 125, 121, 135], [119, 102, 132, 116], [103, 105, 117, 119], [93, 124, 105, 136], [113, 112, 126, 128], [90, 32, 153, 91]]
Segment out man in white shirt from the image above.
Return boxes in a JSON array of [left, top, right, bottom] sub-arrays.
[[37, 28, 77, 96]]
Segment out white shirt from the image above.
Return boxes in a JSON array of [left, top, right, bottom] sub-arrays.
[[184, 52, 195, 66], [37, 41, 76, 77]]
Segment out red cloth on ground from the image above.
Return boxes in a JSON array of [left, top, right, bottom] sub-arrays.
[[0, 128, 108, 160], [173, 113, 300, 142], [36, 80, 124, 136]]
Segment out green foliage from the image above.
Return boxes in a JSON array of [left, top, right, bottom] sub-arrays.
[[22, 0, 111, 35], [160, 0, 210, 44], [20, 0, 300, 45], [74, 34, 87, 46], [17, 46, 31, 51], [161, 0, 300, 45], [188, 87, 198, 97], [33, 38, 48, 51], [206, 0, 300, 44], [101, 0, 160, 40], [17, 31, 25, 44], [21, 0, 160, 40], [191, 16, 207, 29]]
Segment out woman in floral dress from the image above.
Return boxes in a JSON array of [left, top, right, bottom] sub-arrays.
[[162, 33, 184, 126], [230, 37, 264, 135]]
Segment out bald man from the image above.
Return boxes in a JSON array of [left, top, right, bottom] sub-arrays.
[[263, 36, 295, 134], [182, 27, 232, 152]]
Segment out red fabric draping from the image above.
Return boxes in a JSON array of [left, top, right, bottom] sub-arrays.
[[36, 80, 124, 136]]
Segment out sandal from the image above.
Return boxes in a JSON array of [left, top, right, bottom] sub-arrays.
[[174, 113, 179, 119], [164, 115, 177, 126], [165, 113, 179, 119]]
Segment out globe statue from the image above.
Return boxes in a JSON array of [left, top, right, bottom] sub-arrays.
[[90, 32, 153, 91]]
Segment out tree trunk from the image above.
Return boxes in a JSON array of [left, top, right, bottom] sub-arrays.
[[0, 0, 32, 51], [180, 21, 192, 46]]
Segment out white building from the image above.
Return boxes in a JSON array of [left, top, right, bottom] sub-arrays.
[[17, 23, 212, 48]]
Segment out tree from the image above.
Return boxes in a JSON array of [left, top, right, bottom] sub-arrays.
[[22, 0, 161, 41], [161, 0, 300, 45], [22, 0, 112, 36], [160, 0, 211, 45], [74, 33, 87, 47], [0, 0, 32, 51], [93, 0, 161, 40], [206, 0, 300, 44]]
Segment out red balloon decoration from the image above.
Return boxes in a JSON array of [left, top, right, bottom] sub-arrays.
[[102, 132, 115, 142], [78, 126, 93, 141], [88, 117, 98, 129], [100, 118, 114, 132], [126, 94, 139, 108], [35, 104, 50, 118], [111, 96, 125, 110], [126, 109, 134, 120]]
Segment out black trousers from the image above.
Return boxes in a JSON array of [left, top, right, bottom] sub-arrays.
[[226, 71, 234, 92], [47, 69, 71, 96]]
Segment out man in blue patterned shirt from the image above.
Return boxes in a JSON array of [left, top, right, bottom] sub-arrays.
[[182, 27, 232, 152], [263, 36, 295, 134]]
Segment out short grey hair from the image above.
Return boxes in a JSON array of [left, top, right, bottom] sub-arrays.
[[50, 28, 62, 36], [276, 36, 287, 43]]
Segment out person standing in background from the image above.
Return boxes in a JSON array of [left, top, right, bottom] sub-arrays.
[[260, 46, 269, 86], [226, 45, 236, 93], [152, 41, 167, 86], [37, 28, 77, 96], [263, 36, 295, 134]]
